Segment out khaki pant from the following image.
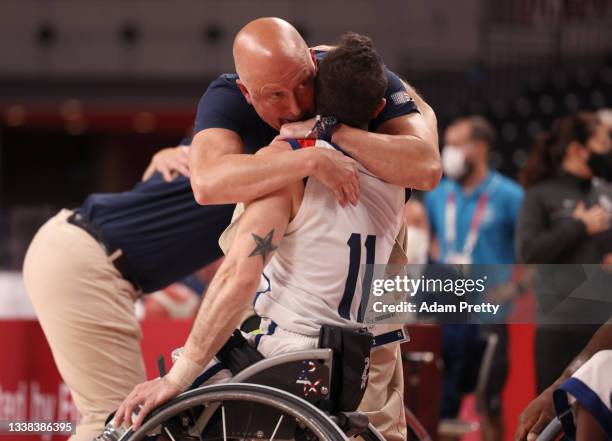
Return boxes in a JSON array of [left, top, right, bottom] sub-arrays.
[[358, 223, 409, 441], [358, 343, 407, 441], [23, 210, 145, 441]]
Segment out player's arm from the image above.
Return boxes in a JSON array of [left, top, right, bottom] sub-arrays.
[[115, 156, 296, 429], [179, 145, 300, 372], [515, 318, 612, 440], [330, 81, 440, 190], [177, 183, 293, 371], [190, 128, 358, 207]]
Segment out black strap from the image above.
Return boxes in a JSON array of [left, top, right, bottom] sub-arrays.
[[67, 212, 111, 253], [67, 212, 141, 290], [157, 355, 167, 377]]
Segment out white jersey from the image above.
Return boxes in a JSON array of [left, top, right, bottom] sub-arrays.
[[254, 141, 404, 336], [554, 349, 612, 439]]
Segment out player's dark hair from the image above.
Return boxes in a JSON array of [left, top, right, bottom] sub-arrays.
[[315, 32, 387, 128], [519, 111, 600, 188]]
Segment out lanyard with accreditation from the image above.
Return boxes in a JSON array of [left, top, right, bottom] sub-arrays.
[[444, 175, 499, 264]]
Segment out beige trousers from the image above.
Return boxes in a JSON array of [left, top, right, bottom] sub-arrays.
[[357, 223, 409, 441], [358, 343, 407, 441], [23, 210, 145, 441]]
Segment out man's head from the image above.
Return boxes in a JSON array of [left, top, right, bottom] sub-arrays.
[[233, 18, 316, 130], [315, 33, 387, 129], [442, 116, 496, 182]]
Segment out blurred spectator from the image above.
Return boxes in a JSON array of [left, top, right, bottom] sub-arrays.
[[598, 108, 612, 134], [140, 258, 223, 318], [425, 115, 524, 441], [516, 111, 612, 393], [141, 275, 203, 319], [426, 116, 524, 266], [404, 199, 431, 264]]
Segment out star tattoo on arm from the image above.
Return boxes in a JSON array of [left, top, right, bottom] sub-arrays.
[[249, 229, 278, 263]]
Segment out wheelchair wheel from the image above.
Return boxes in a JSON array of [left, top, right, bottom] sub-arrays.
[[119, 383, 348, 441], [355, 410, 431, 441], [355, 424, 386, 441], [404, 406, 432, 441]]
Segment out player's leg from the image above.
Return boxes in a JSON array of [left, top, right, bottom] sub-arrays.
[[23, 210, 145, 441]]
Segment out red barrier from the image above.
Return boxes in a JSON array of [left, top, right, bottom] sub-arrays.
[[1, 319, 537, 441], [0, 320, 192, 441]]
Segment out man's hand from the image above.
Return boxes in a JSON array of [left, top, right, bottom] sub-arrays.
[[278, 121, 359, 207], [312, 148, 360, 207], [515, 387, 555, 441], [143, 146, 190, 182], [114, 377, 181, 430], [573, 202, 610, 235], [279, 117, 319, 139]]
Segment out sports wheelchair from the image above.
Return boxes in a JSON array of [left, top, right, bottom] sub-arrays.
[[114, 348, 388, 441]]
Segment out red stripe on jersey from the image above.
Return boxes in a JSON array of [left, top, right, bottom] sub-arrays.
[[297, 139, 317, 148]]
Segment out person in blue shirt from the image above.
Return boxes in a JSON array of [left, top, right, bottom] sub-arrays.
[[425, 117, 523, 265], [24, 18, 442, 441], [425, 115, 524, 441]]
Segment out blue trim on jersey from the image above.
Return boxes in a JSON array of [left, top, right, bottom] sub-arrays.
[[268, 321, 278, 335], [330, 142, 354, 159], [190, 362, 225, 389], [255, 320, 278, 348], [253, 272, 271, 306], [553, 377, 612, 440], [287, 139, 301, 150]]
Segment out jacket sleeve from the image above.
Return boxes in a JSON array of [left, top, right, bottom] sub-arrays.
[[515, 189, 587, 263]]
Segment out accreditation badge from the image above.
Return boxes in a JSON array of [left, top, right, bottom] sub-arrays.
[[446, 252, 472, 265]]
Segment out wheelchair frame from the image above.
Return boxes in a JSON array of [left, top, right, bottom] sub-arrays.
[[118, 349, 387, 441], [535, 418, 563, 441]]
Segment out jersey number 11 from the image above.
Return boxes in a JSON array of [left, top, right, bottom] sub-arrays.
[[338, 233, 376, 322]]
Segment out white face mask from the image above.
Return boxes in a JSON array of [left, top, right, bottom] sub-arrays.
[[407, 227, 430, 264], [442, 145, 467, 180]]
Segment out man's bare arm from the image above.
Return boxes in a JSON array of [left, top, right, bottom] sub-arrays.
[[190, 128, 359, 206], [115, 177, 295, 429], [280, 82, 441, 190], [331, 82, 441, 190], [180, 185, 293, 368], [515, 318, 612, 441]]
